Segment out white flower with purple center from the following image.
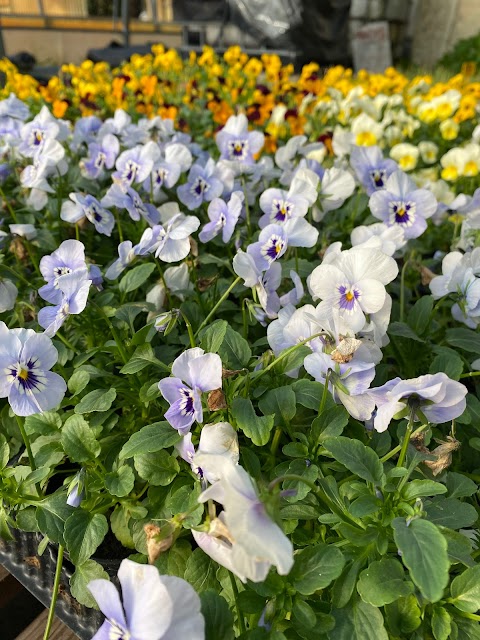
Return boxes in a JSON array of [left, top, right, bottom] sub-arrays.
[[247, 224, 288, 272], [112, 141, 160, 187], [38, 239, 87, 304], [61, 193, 115, 236], [101, 183, 160, 226], [369, 170, 437, 239], [368, 373, 468, 433], [177, 158, 224, 211], [198, 191, 244, 243], [38, 269, 92, 337], [159, 348, 222, 434], [350, 145, 398, 195], [308, 246, 398, 333], [216, 114, 264, 166], [88, 558, 205, 640], [0, 322, 66, 416]]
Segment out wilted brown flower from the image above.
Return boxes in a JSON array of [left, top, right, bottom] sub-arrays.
[[207, 388, 227, 410]]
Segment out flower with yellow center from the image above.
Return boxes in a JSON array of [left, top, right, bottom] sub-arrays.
[[390, 143, 419, 172], [440, 118, 459, 141]]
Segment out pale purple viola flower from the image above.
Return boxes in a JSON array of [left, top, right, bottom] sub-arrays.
[[97, 109, 147, 146], [275, 135, 325, 183], [18, 109, 61, 158], [232, 250, 263, 288], [71, 115, 102, 150], [0, 93, 30, 121], [216, 113, 264, 165], [154, 204, 200, 263], [39, 239, 87, 304], [0, 278, 18, 312], [199, 191, 244, 243], [112, 141, 160, 187], [247, 223, 288, 272], [258, 167, 318, 228], [255, 262, 283, 324], [101, 183, 160, 226], [105, 241, 136, 280], [369, 170, 437, 239], [350, 222, 406, 256], [60, 193, 115, 236], [368, 373, 468, 433], [308, 246, 398, 334], [194, 456, 294, 582], [88, 558, 205, 640], [177, 158, 224, 211], [158, 348, 222, 434], [143, 142, 192, 200], [350, 145, 398, 195], [38, 269, 92, 337], [0, 322, 66, 416], [176, 422, 239, 484], [80, 133, 119, 179]]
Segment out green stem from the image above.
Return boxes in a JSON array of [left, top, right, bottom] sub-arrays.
[[270, 426, 282, 458], [460, 371, 480, 379], [56, 332, 77, 353], [241, 176, 252, 239], [0, 185, 18, 222], [252, 332, 326, 383], [43, 544, 64, 640], [242, 297, 249, 340], [397, 413, 415, 468], [15, 414, 38, 478], [92, 301, 129, 364], [269, 474, 365, 530], [380, 424, 428, 463], [318, 370, 331, 416], [195, 276, 242, 336], [229, 571, 246, 635], [0, 263, 31, 286], [179, 310, 196, 348]]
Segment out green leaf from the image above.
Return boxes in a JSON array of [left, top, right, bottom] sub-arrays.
[[291, 379, 324, 410], [329, 599, 388, 640], [407, 295, 433, 335], [323, 436, 385, 485], [105, 465, 135, 497], [200, 591, 235, 640], [446, 328, 480, 354], [384, 595, 422, 635], [120, 344, 166, 374], [357, 558, 414, 606], [70, 560, 109, 608], [275, 345, 311, 374], [442, 527, 475, 567], [119, 262, 156, 293], [134, 450, 179, 486], [218, 326, 251, 368], [432, 606, 452, 640], [402, 479, 448, 500], [332, 559, 363, 608], [311, 405, 348, 443], [283, 460, 318, 502], [64, 511, 108, 566], [388, 321, 424, 342], [74, 388, 117, 414], [258, 386, 297, 425], [231, 397, 275, 446], [291, 544, 345, 595], [184, 548, 219, 593], [24, 411, 61, 436], [446, 473, 478, 498], [61, 415, 100, 462], [450, 565, 480, 613], [0, 434, 9, 469], [36, 493, 74, 546], [120, 422, 181, 459], [429, 352, 464, 380], [68, 369, 91, 397], [425, 497, 478, 530], [292, 598, 317, 629], [392, 517, 449, 602], [200, 320, 228, 354], [110, 505, 135, 549]]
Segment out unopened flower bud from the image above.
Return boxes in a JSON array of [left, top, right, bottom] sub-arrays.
[[66, 469, 86, 508], [154, 309, 179, 334]]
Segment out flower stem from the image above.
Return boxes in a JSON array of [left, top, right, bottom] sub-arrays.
[[399, 256, 412, 323], [318, 370, 331, 416], [252, 332, 326, 383], [460, 371, 480, 379], [15, 414, 38, 477], [92, 301, 129, 364], [380, 423, 428, 463], [397, 413, 415, 468], [270, 426, 282, 458], [43, 544, 64, 640], [56, 332, 77, 353], [195, 276, 242, 336], [229, 571, 246, 635], [179, 310, 196, 348]]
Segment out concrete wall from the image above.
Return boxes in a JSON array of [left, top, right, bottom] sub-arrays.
[[2, 29, 182, 66], [412, 0, 480, 68]]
